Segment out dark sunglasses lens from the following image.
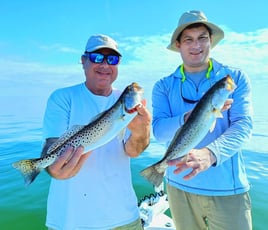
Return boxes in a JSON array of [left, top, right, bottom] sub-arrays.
[[107, 55, 119, 65], [181, 84, 199, 104], [89, 53, 104, 63]]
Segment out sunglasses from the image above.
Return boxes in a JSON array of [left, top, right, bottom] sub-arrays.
[[85, 52, 120, 65], [180, 84, 199, 104]]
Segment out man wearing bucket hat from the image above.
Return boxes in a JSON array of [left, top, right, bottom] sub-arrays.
[[152, 10, 253, 229], [41, 34, 151, 230]]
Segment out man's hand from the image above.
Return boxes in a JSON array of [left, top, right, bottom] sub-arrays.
[[47, 146, 91, 179], [221, 98, 233, 112], [168, 148, 216, 180], [125, 100, 151, 157], [127, 100, 151, 133]]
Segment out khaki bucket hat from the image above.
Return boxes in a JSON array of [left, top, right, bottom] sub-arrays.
[[167, 10, 224, 52]]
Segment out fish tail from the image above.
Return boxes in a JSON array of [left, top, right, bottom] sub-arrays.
[[12, 159, 43, 186], [140, 163, 165, 187]]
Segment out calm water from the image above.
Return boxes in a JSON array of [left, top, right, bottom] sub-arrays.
[[1, 80, 268, 229]]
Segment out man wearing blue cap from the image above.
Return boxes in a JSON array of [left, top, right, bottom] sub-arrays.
[[152, 10, 253, 229], [42, 34, 151, 230]]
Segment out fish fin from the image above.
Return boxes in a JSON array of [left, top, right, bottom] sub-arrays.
[[214, 108, 223, 118], [209, 120, 216, 132], [209, 108, 222, 132], [12, 159, 42, 186], [140, 164, 165, 187], [41, 138, 59, 157], [118, 128, 126, 142]]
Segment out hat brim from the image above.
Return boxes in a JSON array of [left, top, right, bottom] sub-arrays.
[[167, 21, 224, 52]]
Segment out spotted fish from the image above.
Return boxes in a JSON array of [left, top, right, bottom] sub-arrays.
[[13, 82, 143, 186], [140, 75, 236, 187]]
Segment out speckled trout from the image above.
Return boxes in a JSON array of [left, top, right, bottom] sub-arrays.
[[140, 75, 236, 187], [13, 82, 143, 186]]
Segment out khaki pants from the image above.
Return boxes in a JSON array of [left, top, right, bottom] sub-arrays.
[[167, 183, 252, 230], [112, 218, 143, 230], [48, 218, 143, 230]]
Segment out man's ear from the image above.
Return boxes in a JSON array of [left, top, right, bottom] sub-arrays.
[[175, 40, 180, 49], [81, 55, 86, 64]]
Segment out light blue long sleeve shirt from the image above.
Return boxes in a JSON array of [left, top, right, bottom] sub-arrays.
[[152, 59, 253, 196]]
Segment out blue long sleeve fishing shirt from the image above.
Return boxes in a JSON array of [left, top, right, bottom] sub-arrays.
[[152, 58, 253, 196]]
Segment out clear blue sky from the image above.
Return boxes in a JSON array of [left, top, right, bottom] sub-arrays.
[[1, 0, 268, 98]]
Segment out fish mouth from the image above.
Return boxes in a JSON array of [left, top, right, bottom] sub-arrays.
[[125, 104, 141, 114]]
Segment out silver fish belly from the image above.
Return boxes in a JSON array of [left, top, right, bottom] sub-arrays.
[[140, 75, 236, 187], [13, 82, 143, 186]]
